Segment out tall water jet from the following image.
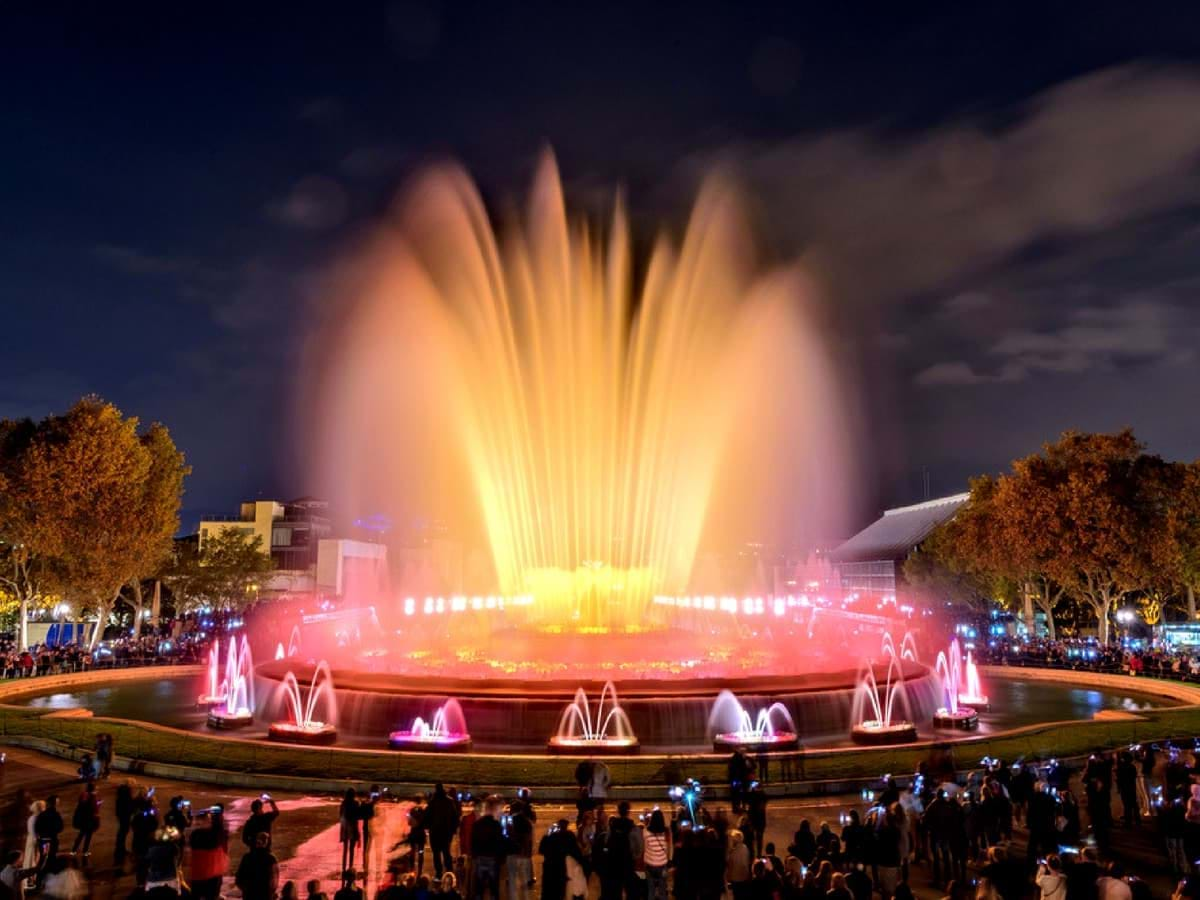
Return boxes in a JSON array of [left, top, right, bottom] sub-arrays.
[[933, 638, 980, 728], [388, 699, 472, 751], [960, 648, 989, 711], [268, 661, 338, 745], [198, 638, 224, 707], [312, 151, 854, 651], [850, 655, 917, 745], [708, 690, 798, 751], [548, 681, 639, 754], [206, 636, 255, 729]]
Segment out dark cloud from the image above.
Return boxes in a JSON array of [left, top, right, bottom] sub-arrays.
[[266, 175, 349, 229]]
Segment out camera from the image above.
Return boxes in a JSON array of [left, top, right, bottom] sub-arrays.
[[181, 800, 191, 808]]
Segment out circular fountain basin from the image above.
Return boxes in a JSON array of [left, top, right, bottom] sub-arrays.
[[850, 721, 918, 746], [197, 695, 225, 710], [387, 731, 473, 752], [712, 731, 799, 752], [546, 736, 640, 755], [932, 707, 979, 730], [958, 694, 990, 712], [268, 722, 338, 745], [206, 709, 254, 730]]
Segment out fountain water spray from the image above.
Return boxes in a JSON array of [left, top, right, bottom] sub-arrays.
[[850, 639, 917, 745], [274, 625, 302, 661], [548, 681, 638, 753], [268, 661, 338, 745], [708, 690, 798, 750], [388, 698, 472, 751], [205, 636, 256, 729], [933, 638, 983, 728]]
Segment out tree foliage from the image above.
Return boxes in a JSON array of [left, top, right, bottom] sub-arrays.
[[165, 528, 273, 612], [0, 398, 188, 647], [914, 429, 1197, 642]]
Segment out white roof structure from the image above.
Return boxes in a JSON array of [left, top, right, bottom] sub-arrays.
[[831, 493, 969, 563]]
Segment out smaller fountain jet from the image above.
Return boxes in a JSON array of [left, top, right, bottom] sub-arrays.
[[709, 690, 798, 751], [198, 638, 224, 707], [850, 653, 917, 745], [933, 638, 980, 729], [959, 649, 989, 711], [274, 625, 302, 661], [388, 699, 472, 751], [268, 661, 338, 745], [206, 636, 256, 729], [547, 681, 639, 754]]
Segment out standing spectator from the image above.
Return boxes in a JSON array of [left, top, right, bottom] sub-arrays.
[[164, 796, 192, 853], [359, 787, 379, 872], [144, 829, 182, 891], [188, 806, 230, 900], [0, 849, 34, 900], [726, 830, 752, 900], [1096, 862, 1132, 900], [729, 749, 754, 813], [306, 878, 329, 900], [69, 783, 100, 858], [32, 796, 63, 876], [470, 798, 505, 900], [746, 784, 768, 859], [589, 762, 611, 806], [505, 799, 534, 900], [130, 791, 160, 885], [334, 870, 363, 900], [94, 735, 113, 779], [642, 809, 670, 900], [113, 780, 135, 865], [338, 789, 360, 876], [243, 795, 280, 850], [236, 831, 279, 900], [538, 819, 583, 900], [923, 789, 961, 888], [407, 794, 428, 876], [1116, 753, 1139, 828], [21, 801, 42, 890], [426, 784, 460, 879], [1036, 855, 1067, 900], [602, 801, 640, 900]]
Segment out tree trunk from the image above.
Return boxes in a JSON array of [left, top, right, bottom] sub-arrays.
[[1094, 594, 1112, 644], [130, 579, 143, 637], [1189, 585, 1197, 621], [1022, 582, 1035, 634], [18, 597, 28, 651]]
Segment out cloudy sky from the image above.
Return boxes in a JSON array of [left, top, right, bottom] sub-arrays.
[[4, 3, 1200, 536]]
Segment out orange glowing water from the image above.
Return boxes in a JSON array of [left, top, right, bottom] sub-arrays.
[[313, 152, 852, 634]]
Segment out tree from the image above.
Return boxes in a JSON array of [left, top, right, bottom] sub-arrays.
[[122, 423, 190, 633], [998, 430, 1169, 643], [903, 486, 1013, 613], [165, 528, 273, 612], [19, 398, 187, 648], [0, 418, 57, 648]]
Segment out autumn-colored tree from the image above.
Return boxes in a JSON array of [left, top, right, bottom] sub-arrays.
[[165, 528, 273, 612], [903, 480, 1014, 613], [122, 423, 190, 632], [1156, 460, 1200, 621], [19, 398, 187, 648], [0, 417, 57, 647], [998, 430, 1169, 643]]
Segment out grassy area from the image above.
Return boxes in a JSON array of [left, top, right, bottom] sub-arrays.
[[3, 699, 1200, 790]]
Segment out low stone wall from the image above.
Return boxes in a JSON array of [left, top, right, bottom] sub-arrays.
[[978, 664, 1200, 707]]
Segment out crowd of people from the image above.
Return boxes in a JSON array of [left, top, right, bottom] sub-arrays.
[[980, 637, 1200, 681], [0, 627, 214, 682]]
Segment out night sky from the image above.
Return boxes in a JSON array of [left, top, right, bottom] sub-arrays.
[[5, 3, 1200, 537]]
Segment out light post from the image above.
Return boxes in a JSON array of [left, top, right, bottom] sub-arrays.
[[1116, 608, 1136, 644]]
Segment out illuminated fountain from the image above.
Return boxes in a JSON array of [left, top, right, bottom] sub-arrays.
[[709, 690, 798, 751], [274, 625, 302, 661], [197, 639, 224, 708], [548, 682, 639, 754], [388, 699, 472, 751], [206, 636, 255, 729], [268, 661, 338, 745], [881, 631, 919, 663], [850, 654, 917, 745], [960, 649, 989, 711], [932, 639, 981, 729]]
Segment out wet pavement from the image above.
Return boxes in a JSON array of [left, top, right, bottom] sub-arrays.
[[0, 745, 1181, 899]]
